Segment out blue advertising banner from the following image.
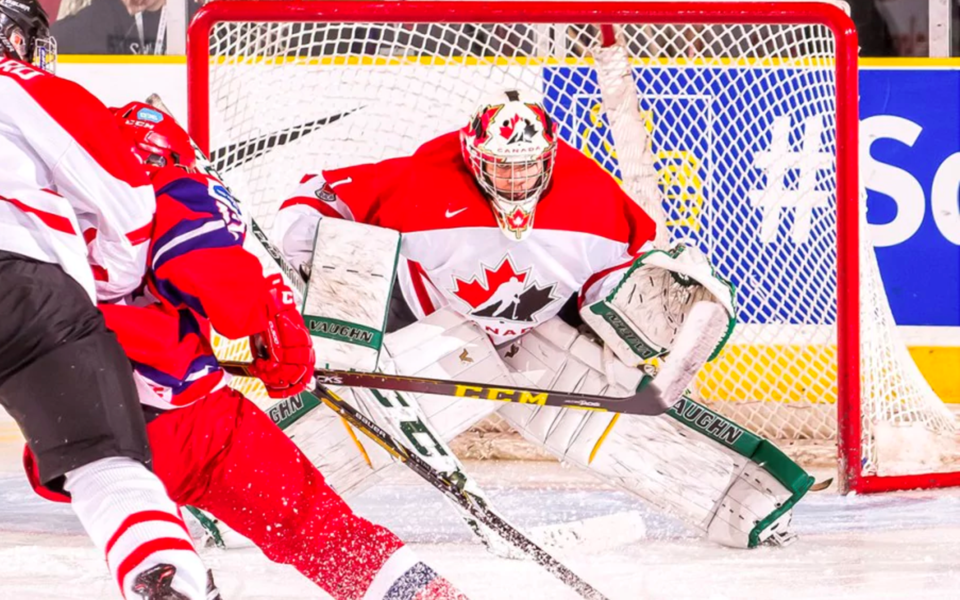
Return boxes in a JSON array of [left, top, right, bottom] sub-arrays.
[[543, 66, 960, 328], [860, 69, 960, 327]]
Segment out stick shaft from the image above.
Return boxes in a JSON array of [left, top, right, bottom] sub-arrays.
[[223, 361, 665, 416]]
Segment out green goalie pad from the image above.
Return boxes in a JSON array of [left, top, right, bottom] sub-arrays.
[[665, 395, 815, 548]]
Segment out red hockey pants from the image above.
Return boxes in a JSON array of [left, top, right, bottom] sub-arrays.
[[146, 387, 404, 599]]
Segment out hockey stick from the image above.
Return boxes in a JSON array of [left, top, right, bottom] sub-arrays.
[[331, 365, 667, 414], [286, 382, 610, 600], [227, 316, 712, 416], [233, 293, 728, 420]]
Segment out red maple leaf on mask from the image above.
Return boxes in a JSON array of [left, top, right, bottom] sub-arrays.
[[452, 257, 527, 309], [506, 208, 531, 231], [500, 114, 522, 141], [469, 106, 502, 144]]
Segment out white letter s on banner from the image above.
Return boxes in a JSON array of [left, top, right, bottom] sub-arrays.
[[861, 115, 925, 247]]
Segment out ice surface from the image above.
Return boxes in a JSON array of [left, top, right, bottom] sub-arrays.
[[1, 442, 960, 599]]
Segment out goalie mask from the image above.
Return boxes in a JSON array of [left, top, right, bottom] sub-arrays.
[[0, 0, 55, 72], [460, 90, 557, 241], [113, 102, 197, 178]]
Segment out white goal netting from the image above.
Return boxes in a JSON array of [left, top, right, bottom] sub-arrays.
[[192, 1, 958, 490]]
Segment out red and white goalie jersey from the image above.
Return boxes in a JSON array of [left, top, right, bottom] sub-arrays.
[[101, 167, 269, 411], [275, 131, 657, 343], [0, 57, 154, 301]]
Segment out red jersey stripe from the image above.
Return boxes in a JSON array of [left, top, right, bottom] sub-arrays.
[[126, 222, 153, 245], [407, 260, 437, 316], [0, 194, 76, 235], [578, 255, 638, 309], [1, 62, 150, 189]]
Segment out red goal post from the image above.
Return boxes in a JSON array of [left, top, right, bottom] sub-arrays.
[[186, 0, 959, 495]]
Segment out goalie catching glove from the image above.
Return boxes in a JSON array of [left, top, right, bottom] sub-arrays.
[[247, 274, 315, 398], [581, 243, 736, 367]]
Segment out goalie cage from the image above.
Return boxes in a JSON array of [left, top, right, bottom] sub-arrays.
[[187, 0, 960, 494]]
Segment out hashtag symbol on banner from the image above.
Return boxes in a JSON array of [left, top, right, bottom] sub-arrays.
[[748, 116, 832, 244]]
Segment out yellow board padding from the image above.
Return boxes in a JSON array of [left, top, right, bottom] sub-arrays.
[[860, 57, 960, 68], [907, 347, 960, 404], [59, 55, 186, 64], [697, 344, 960, 405], [697, 344, 838, 405]]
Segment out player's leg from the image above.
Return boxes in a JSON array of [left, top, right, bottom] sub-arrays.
[[0, 252, 208, 599], [147, 387, 468, 600]]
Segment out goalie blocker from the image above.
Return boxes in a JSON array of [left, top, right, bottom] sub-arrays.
[[264, 217, 813, 549]]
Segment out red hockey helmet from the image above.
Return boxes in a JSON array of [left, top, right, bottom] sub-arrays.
[[113, 102, 197, 177]]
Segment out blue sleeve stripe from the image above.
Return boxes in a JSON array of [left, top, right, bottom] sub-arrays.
[[155, 178, 218, 212], [153, 222, 240, 272], [133, 354, 221, 393], [152, 216, 221, 262], [153, 276, 207, 317]]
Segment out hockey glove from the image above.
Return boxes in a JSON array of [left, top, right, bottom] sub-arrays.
[[581, 243, 736, 367], [247, 274, 315, 398]]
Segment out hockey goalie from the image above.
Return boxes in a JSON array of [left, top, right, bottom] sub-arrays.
[[272, 89, 813, 550]]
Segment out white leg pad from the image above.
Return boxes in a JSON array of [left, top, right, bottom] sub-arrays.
[[705, 459, 797, 548], [284, 389, 397, 498], [498, 318, 797, 548], [496, 319, 640, 464], [304, 217, 401, 371]]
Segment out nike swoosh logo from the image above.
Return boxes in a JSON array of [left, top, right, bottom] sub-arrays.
[[209, 107, 363, 173], [445, 207, 468, 218]]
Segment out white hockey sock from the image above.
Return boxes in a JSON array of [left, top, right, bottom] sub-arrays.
[[64, 457, 207, 599]]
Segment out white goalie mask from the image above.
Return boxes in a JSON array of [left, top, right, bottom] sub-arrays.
[[460, 90, 558, 241]]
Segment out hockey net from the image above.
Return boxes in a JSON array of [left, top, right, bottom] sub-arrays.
[[188, 0, 959, 493]]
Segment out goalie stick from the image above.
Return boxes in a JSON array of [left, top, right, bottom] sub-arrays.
[[224, 362, 819, 530], [230, 325, 718, 419], [142, 94, 602, 574]]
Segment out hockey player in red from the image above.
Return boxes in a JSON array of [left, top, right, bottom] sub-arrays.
[[100, 101, 470, 600], [275, 90, 657, 343], [1, 2, 213, 598]]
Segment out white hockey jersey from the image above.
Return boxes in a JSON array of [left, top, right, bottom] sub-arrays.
[[274, 132, 657, 344], [0, 57, 155, 301]]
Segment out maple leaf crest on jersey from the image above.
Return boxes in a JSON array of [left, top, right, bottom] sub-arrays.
[[452, 255, 558, 324]]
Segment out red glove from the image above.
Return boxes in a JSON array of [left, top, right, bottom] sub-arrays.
[[247, 274, 315, 398]]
